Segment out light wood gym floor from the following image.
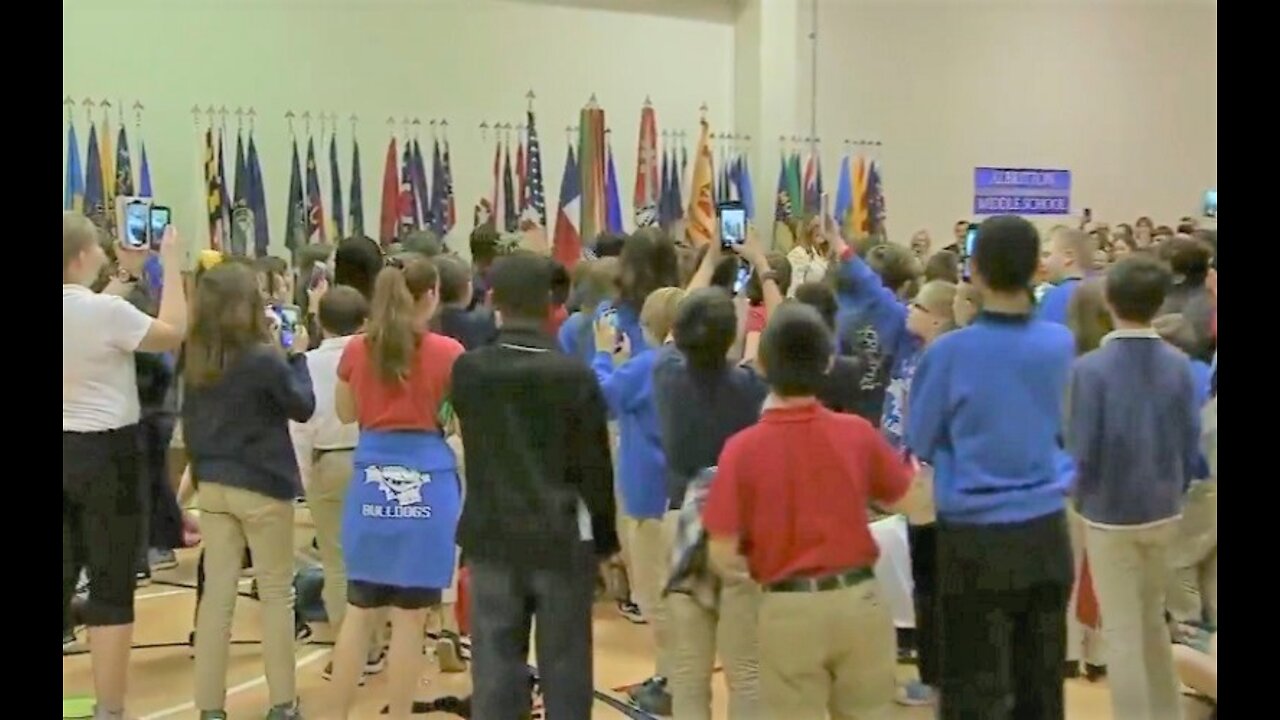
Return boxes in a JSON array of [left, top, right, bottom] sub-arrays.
[[63, 509, 1213, 719]]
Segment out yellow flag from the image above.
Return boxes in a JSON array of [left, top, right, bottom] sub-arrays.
[[685, 118, 715, 246], [101, 115, 116, 233], [852, 155, 868, 236]]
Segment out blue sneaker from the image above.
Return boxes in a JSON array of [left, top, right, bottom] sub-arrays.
[[896, 681, 937, 707]]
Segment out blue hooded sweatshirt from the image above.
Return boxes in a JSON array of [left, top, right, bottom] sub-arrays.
[[591, 347, 667, 518]]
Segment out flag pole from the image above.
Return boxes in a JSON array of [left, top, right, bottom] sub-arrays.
[[64, 96, 75, 125], [527, 89, 536, 113], [247, 108, 256, 133], [440, 119, 449, 143], [480, 121, 489, 144], [387, 116, 396, 138], [83, 98, 96, 126], [413, 117, 422, 139], [430, 118, 438, 140]]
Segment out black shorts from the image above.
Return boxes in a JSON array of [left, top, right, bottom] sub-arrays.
[[63, 426, 144, 627], [348, 580, 441, 610]]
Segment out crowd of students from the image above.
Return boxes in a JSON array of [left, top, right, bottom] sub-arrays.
[[63, 205, 1217, 720]]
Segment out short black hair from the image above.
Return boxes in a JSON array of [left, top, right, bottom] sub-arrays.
[[334, 235, 385, 301], [435, 254, 472, 305], [1105, 255, 1171, 324], [673, 287, 738, 371], [318, 285, 369, 337], [470, 226, 500, 266], [972, 215, 1041, 292], [924, 250, 960, 284], [593, 233, 627, 258], [490, 251, 552, 323], [793, 282, 838, 331], [759, 303, 832, 397]]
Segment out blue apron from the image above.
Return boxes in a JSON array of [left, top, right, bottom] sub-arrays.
[[343, 430, 460, 590]]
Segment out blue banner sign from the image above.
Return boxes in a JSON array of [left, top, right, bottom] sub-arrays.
[[973, 167, 1071, 215]]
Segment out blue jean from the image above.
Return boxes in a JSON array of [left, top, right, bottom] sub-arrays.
[[469, 543, 596, 720]]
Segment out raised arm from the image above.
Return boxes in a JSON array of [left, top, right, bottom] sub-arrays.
[[905, 343, 950, 464], [136, 227, 190, 353]]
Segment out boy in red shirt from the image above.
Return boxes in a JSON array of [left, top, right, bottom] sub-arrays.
[[703, 303, 923, 719]]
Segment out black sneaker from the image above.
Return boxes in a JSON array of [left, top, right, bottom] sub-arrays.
[[1063, 660, 1080, 680], [149, 548, 179, 571], [63, 631, 85, 655], [136, 566, 152, 588], [365, 648, 388, 675], [627, 677, 672, 716], [616, 600, 646, 625], [1085, 663, 1107, 682], [295, 621, 313, 643]]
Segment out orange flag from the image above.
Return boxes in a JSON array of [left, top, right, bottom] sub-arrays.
[[685, 118, 715, 246]]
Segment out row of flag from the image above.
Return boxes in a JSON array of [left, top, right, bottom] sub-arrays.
[[479, 109, 547, 237], [200, 124, 270, 256], [64, 113, 153, 232], [774, 146, 887, 237], [373, 130, 457, 247]]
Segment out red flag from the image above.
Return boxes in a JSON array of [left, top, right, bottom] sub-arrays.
[[633, 105, 659, 227], [1076, 554, 1101, 629], [379, 138, 399, 245]]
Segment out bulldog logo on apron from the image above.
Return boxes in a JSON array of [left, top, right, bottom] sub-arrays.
[[344, 431, 460, 590]]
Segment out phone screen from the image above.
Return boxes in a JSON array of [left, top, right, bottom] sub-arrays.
[[962, 225, 979, 281], [732, 261, 751, 295], [149, 206, 171, 249], [278, 305, 301, 348], [123, 202, 150, 249], [718, 202, 747, 249], [1202, 189, 1217, 218], [309, 262, 329, 290]]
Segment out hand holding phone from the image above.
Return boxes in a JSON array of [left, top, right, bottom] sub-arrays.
[[718, 201, 747, 250], [149, 206, 172, 250], [122, 200, 151, 250]]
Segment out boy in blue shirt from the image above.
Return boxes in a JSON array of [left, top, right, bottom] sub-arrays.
[[906, 215, 1076, 720], [1069, 257, 1199, 720], [1038, 226, 1095, 325]]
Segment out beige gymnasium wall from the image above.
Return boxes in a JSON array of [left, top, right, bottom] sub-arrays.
[[801, 0, 1217, 242], [62, 0, 735, 259]]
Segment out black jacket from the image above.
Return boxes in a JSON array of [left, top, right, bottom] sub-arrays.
[[452, 326, 618, 567]]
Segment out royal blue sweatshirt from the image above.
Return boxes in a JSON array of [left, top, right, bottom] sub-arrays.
[[559, 301, 650, 367], [1036, 276, 1083, 326], [592, 348, 667, 518], [1067, 331, 1200, 525], [183, 346, 316, 501], [833, 249, 921, 450], [906, 312, 1075, 524]]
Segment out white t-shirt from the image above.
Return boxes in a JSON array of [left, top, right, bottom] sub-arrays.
[[63, 284, 154, 432]]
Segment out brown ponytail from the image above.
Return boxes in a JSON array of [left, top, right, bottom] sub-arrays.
[[367, 257, 439, 383]]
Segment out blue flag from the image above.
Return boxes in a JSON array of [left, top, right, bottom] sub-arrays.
[[138, 142, 153, 198], [834, 154, 853, 232], [411, 139, 429, 228], [329, 134, 345, 238], [605, 142, 623, 234], [65, 125, 84, 212], [84, 126, 104, 225], [349, 137, 364, 237], [247, 134, 269, 256], [739, 155, 755, 221]]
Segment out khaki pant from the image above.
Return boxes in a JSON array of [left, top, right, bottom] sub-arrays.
[[666, 512, 760, 720], [1066, 508, 1105, 665], [195, 483, 296, 710], [1085, 522, 1183, 720], [1167, 481, 1218, 626], [758, 580, 897, 720], [308, 451, 354, 629], [620, 514, 672, 678]]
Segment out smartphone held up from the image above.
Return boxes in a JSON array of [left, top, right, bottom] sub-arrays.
[[116, 196, 172, 250], [717, 201, 747, 250]]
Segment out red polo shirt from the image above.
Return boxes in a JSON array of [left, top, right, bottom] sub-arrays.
[[702, 402, 911, 585], [338, 332, 464, 431]]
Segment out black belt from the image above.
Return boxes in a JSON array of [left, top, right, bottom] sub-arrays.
[[763, 566, 874, 594]]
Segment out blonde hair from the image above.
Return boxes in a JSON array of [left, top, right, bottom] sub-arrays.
[[915, 280, 958, 331], [640, 287, 686, 345], [63, 211, 100, 275], [1066, 277, 1114, 355]]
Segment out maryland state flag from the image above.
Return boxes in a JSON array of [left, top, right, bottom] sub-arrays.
[[685, 118, 716, 246], [204, 128, 225, 252]]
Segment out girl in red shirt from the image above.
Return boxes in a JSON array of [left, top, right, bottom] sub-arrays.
[[330, 257, 465, 719]]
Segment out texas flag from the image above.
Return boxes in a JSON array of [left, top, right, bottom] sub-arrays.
[[553, 146, 582, 268]]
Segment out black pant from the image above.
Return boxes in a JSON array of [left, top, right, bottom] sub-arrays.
[[936, 511, 1073, 720], [136, 413, 180, 567], [63, 427, 143, 628], [908, 522, 940, 686], [469, 543, 595, 720]]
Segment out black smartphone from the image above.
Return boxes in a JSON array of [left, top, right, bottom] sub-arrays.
[[718, 201, 747, 250], [149, 206, 171, 250], [122, 200, 150, 250], [278, 304, 301, 348]]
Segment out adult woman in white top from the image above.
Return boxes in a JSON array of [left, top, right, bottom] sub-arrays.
[[63, 212, 187, 720], [784, 217, 830, 296]]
